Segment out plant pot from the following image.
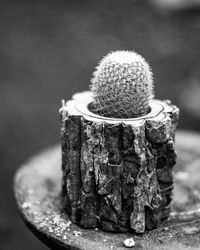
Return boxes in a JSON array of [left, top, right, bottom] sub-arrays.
[[60, 91, 179, 233]]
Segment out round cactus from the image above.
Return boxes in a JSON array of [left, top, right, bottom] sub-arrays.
[[90, 50, 154, 118]]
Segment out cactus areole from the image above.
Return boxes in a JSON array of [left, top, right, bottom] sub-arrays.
[[90, 51, 154, 118], [60, 50, 179, 233]]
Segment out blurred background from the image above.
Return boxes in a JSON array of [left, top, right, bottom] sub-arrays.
[[1, 0, 200, 249]]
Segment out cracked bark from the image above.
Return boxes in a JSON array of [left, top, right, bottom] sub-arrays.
[[60, 92, 179, 233]]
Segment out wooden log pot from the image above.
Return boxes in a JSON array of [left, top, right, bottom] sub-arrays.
[[59, 91, 179, 234]]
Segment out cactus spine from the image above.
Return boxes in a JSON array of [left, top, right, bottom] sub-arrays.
[[90, 50, 154, 118]]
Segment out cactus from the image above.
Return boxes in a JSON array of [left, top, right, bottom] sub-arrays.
[[90, 50, 154, 118]]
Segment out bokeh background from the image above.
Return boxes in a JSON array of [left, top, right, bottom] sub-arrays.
[[1, 0, 200, 249]]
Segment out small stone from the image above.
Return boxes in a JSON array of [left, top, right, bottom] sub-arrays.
[[183, 226, 199, 235], [95, 228, 99, 231], [22, 202, 31, 209], [56, 232, 61, 237], [38, 221, 46, 228], [123, 238, 135, 248], [162, 226, 169, 231], [66, 220, 72, 228], [74, 230, 82, 237], [63, 235, 67, 240]]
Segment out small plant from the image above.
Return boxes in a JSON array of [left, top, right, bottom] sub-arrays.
[[90, 50, 154, 118], [60, 50, 179, 234]]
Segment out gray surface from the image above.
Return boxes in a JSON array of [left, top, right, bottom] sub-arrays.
[[14, 131, 200, 250], [1, 0, 200, 249]]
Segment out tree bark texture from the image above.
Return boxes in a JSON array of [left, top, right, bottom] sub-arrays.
[[60, 92, 179, 233]]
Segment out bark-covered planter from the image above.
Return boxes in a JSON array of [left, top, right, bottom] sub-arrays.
[[60, 91, 179, 233]]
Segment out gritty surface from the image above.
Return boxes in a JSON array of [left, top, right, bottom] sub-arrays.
[[14, 131, 200, 250]]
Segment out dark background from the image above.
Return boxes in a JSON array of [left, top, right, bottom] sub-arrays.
[[1, 0, 200, 249]]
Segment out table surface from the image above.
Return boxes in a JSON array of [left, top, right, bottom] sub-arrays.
[[14, 130, 200, 250]]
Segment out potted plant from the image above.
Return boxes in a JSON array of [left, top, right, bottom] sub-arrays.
[[60, 51, 179, 233]]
